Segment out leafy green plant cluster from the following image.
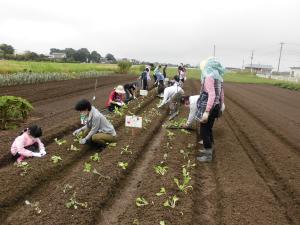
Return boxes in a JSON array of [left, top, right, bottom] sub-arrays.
[[174, 168, 193, 193], [65, 192, 88, 209], [0, 96, 33, 129], [154, 165, 168, 176], [51, 155, 62, 164], [54, 138, 67, 146], [163, 195, 179, 208], [118, 161, 128, 170], [135, 197, 149, 207], [25, 200, 42, 214], [16, 161, 30, 176], [117, 60, 132, 74], [121, 145, 132, 155]]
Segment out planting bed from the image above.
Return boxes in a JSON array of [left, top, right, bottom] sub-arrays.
[[0, 78, 299, 225]]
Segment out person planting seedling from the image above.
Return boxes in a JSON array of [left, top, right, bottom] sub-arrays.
[[73, 99, 117, 147], [10, 125, 46, 163], [157, 75, 184, 120], [123, 82, 137, 103], [106, 85, 126, 112]]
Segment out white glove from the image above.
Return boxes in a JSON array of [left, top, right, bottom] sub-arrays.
[[200, 111, 209, 123], [32, 152, 42, 157], [79, 138, 86, 145], [221, 103, 225, 112], [73, 128, 82, 136], [40, 148, 47, 156]]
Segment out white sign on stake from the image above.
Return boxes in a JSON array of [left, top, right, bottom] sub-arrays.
[[125, 115, 142, 128], [139, 90, 148, 96]]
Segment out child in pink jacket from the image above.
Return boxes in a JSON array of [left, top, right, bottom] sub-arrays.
[[11, 125, 46, 163]]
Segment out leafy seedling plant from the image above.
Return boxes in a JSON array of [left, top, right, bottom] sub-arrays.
[[51, 155, 62, 164], [121, 145, 132, 155], [107, 142, 117, 148], [67, 144, 80, 151], [66, 192, 88, 209], [160, 221, 166, 225], [25, 200, 41, 214], [135, 197, 149, 207], [156, 187, 166, 196], [163, 195, 179, 209], [174, 168, 193, 194], [180, 129, 191, 134], [118, 162, 128, 170], [16, 161, 30, 176], [54, 138, 67, 146], [92, 168, 111, 180], [166, 130, 175, 140], [83, 162, 92, 172], [182, 160, 196, 169], [179, 149, 190, 160], [90, 153, 101, 162], [73, 132, 83, 143], [154, 165, 168, 176], [63, 184, 73, 193]]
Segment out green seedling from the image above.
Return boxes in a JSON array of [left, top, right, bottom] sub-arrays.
[[83, 162, 92, 172], [133, 219, 140, 225], [90, 153, 101, 162], [135, 197, 149, 207], [92, 168, 111, 180], [163, 195, 179, 209], [144, 117, 152, 124], [66, 192, 88, 209], [118, 162, 128, 170], [174, 168, 193, 194], [154, 165, 168, 176], [180, 129, 191, 134], [25, 200, 41, 214], [160, 221, 166, 225], [166, 130, 175, 139], [163, 153, 168, 161], [182, 160, 196, 169], [121, 145, 132, 155], [166, 142, 172, 149], [67, 144, 80, 151], [156, 187, 166, 196], [51, 155, 62, 164], [63, 184, 73, 193], [54, 138, 67, 146], [16, 161, 30, 176], [179, 149, 190, 159], [73, 132, 83, 143]]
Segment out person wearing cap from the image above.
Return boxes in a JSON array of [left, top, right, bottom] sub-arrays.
[[106, 85, 125, 112], [158, 75, 184, 120], [11, 125, 46, 163], [195, 57, 225, 162], [73, 99, 117, 146], [123, 82, 137, 103], [140, 67, 150, 90]]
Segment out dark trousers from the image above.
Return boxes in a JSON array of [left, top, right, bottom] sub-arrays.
[[200, 105, 220, 149], [125, 90, 133, 103], [142, 79, 148, 90]]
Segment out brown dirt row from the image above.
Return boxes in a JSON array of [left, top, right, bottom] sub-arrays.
[[0, 75, 137, 164], [2, 96, 168, 225], [0, 89, 157, 220]]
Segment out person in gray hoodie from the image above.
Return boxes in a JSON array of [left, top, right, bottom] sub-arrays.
[[73, 99, 117, 146]]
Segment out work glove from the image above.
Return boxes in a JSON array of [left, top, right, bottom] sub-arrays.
[[200, 111, 209, 123], [79, 138, 87, 145], [221, 103, 225, 112], [73, 128, 82, 136], [32, 152, 42, 157], [40, 148, 47, 156]]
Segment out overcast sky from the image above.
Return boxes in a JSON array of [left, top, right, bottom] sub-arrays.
[[1, 0, 300, 70]]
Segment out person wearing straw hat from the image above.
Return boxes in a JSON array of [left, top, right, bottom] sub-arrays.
[[106, 85, 126, 112]]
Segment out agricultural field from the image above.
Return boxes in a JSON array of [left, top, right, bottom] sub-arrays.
[[0, 74, 299, 225]]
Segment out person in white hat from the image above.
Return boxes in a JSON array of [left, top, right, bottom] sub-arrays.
[[106, 85, 125, 112]]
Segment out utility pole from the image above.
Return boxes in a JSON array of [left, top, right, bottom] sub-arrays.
[[250, 50, 254, 73], [277, 42, 284, 73], [242, 58, 244, 70], [213, 44, 216, 57]]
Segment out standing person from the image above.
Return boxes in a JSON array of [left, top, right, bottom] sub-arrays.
[[155, 70, 165, 97], [140, 67, 149, 90], [11, 125, 46, 163], [163, 65, 168, 78], [123, 82, 137, 103], [180, 95, 200, 128], [153, 64, 162, 83], [73, 99, 117, 146], [106, 85, 125, 112], [195, 58, 225, 162], [158, 75, 184, 120]]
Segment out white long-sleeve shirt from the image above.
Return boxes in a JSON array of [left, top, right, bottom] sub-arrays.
[[186, 95, 200, 126], [158, 84, 184, 107]]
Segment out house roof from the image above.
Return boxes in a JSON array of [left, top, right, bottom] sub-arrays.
[[290, 66, 300, 69], [245, 64, 273, 69]]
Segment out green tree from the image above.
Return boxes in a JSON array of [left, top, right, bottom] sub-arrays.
[[105, 53, 116, 62], [65, 48, 76, 61], [0, 44, 14, 57], [74, 48, 90, 62], [90, 51, 101, 63]]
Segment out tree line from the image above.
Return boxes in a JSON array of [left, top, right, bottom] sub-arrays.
[[0, 43, 116, 63]]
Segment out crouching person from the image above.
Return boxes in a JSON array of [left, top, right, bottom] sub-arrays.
[[73, 99, 117, 147], [11, 125, 46, 163], [106, 85, 126, 112]]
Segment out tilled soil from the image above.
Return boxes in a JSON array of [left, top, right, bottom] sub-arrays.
[[0, 78, 299, 225]]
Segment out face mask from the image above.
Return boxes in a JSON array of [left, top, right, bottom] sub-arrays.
[[80, 112, 88, 125]]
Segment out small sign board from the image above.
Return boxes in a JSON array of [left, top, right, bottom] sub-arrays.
[[139, 90, 148, 96], [125, 115, 142, 128]]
